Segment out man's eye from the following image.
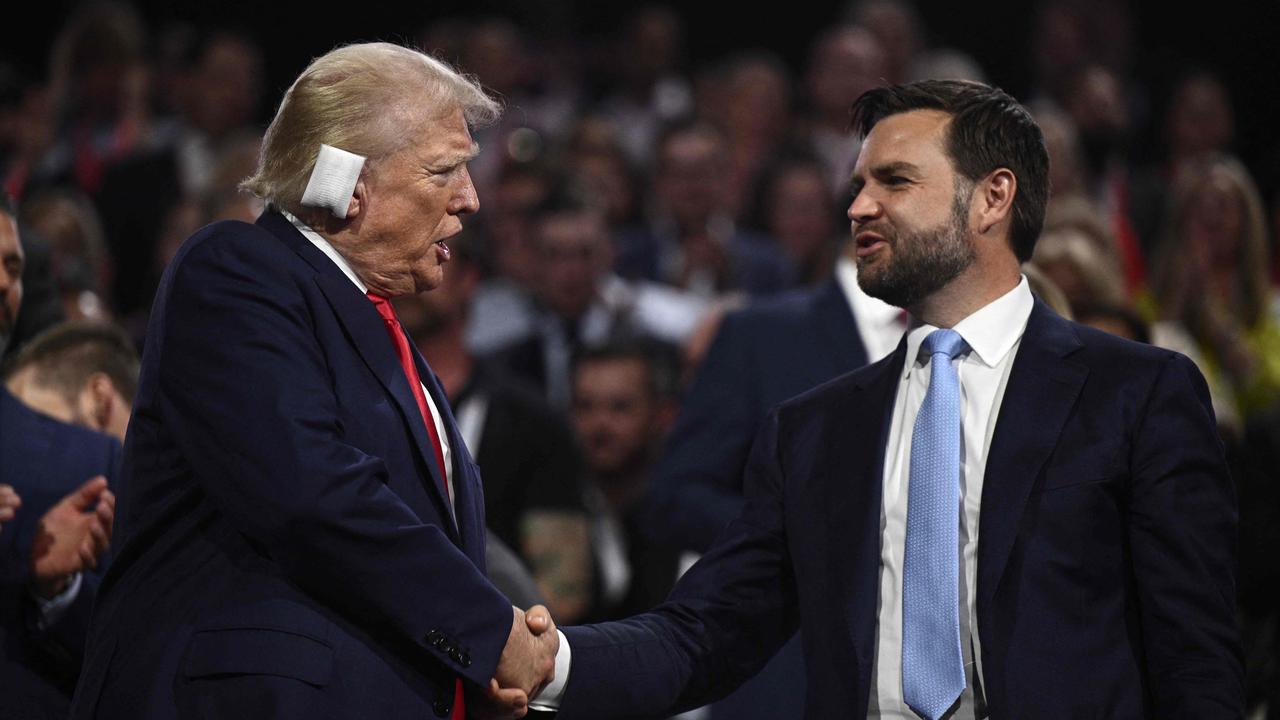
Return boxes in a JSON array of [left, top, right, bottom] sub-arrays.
[[886, 176, 909, 186]]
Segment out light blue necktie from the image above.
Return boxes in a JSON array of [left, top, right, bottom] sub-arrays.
[[902, 328, 968, 720]]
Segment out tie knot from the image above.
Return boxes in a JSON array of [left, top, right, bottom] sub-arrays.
[[366, 291, 397, 322], [921, 328, 967, 361]]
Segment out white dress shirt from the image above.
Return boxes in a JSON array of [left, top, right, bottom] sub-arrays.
[[870, 276, 1033, 719], [836, 255, 912, 363], [281, 210, 455, 508]]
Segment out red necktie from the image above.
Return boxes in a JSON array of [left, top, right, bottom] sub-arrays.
[[366, 293, 464, 718], [366, 292, 450, 497]]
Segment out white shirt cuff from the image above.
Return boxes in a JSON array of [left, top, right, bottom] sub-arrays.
[[528, 628, 571, 711], [34, 572, 82, 630]]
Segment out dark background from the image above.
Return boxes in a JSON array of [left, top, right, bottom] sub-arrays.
[[4, 0, 1279, 194]]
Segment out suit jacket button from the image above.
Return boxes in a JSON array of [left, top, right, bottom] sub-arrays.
[[460, 653, 471, 668], [433, 698, 451, 717]]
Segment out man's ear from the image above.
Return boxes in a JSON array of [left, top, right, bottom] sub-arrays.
[[346, 176, 367, 219], [78, 373, 116, 433], [977, 168, 1017, 235]]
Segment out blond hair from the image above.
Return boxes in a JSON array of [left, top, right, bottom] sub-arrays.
[[1152, 154, 1271, 327], [240, 42, 500, 216]]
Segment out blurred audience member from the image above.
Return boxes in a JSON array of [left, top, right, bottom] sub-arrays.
[[1060, 64, 1146, 292], [1032, 196, 1127, 309], [1033, 105, 1087, 199], [748, 154, 844, 287], [703, 52, 794, 219], [457, 18, 579, 202], [394, 234, 593, 623], [0, 205, 118, 719], [594, 5, 693, 168], [615, 121, 790, 297], [1131, 71, 1236, 256], [1151, 154, 1280, 427], [848, 0, 922, 85], [467, 161, 555, 355], [564, 120, 644, 229], [801, 25, 886, 196], [15, 3, 151, 199], [97, 28, 263, 320], [18, 189, 112, 322], [1, 65, 56, 202], [570, 342, 679, 622], [1, 197, 30, 358], [495, 198, 709, 408], [3, 320, 138, 442]]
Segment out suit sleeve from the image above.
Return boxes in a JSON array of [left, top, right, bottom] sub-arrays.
[[1127, 352, 1244, 716], [646, 312, 756, 552], [558, 409, 799, 719], [153, 235, 513, 687]]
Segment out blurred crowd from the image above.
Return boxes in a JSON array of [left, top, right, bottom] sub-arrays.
[[2, 0, 1278, 716]]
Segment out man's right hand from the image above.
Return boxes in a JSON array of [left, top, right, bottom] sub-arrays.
[[0, 484, 19, 532], [493, 605, 559, 701]]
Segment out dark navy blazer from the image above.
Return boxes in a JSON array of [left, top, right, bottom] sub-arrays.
[[559, 300, 1244, 719], [0, 386, 121, 719], [648, 280, 868, 553], [70, 212, 512, 719]]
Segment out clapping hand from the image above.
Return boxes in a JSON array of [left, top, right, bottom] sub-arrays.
[[30, 476, 115, 598]]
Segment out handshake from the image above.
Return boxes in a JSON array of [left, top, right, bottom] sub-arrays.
[[475, 604, 561, 719]]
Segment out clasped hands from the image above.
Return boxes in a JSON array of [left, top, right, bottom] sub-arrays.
[[474, 604, 559, 719], [7, 476, 115, 598]]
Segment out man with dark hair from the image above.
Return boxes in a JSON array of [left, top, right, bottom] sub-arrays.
[[614, 120, 791, 297], [531, 79, 1241, 718], [570, 342, 680, 623], [4, 321, 139, 442], [490, 195, 707, 409], [0, 195, 23, 357], [0, 201, 117, 719]]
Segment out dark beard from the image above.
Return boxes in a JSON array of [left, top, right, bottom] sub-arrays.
[[856, 186, 976, 309]]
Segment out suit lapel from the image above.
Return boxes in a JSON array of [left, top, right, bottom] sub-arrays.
[[977, 300, 1087, 609], [412, 348, 488, 563], [257, 212, 460, 538], [828, 340, 905, 674]]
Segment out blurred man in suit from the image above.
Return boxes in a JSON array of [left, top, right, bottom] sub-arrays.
[[0, 205, 117, 719], [70, 43, 558, 720]]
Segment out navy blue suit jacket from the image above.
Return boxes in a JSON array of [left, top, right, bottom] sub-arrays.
[[648, 280, 868, 552], [1, 386, 121, 719], [70, 212, 513, 719], [558, 301, 1243, 719]]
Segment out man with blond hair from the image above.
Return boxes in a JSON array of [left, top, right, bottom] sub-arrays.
[[71, 43, 559, 720]]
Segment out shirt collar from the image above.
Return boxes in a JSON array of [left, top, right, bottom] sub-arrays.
[[279, 209, 367, 293], [836, 254, 903, 330], [902, 275, 1034, 376]]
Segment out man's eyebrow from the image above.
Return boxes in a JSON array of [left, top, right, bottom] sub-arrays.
[[870, 161, 923, 177], [431, 143, 481, 169]]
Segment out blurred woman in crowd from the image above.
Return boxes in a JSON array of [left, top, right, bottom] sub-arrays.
[[1151, 154, 1280, 426]]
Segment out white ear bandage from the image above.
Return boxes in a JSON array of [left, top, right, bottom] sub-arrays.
[[300, 144, 366, 218]]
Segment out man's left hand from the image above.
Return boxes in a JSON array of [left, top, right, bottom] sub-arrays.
[[30, 475, 115, 598]]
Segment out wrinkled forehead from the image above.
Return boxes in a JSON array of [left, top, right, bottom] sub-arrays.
[[853, 109, 953, 174]]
